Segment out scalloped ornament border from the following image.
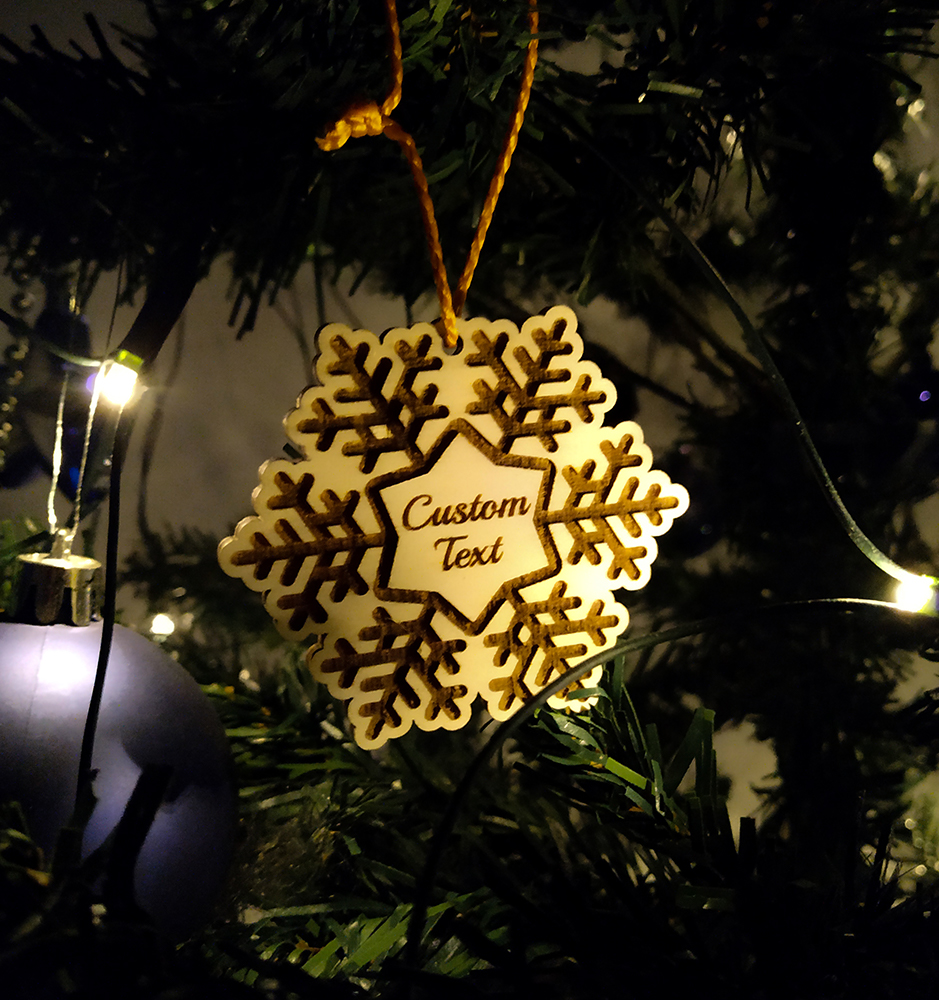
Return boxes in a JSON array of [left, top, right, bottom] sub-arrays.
[[219, 306, 688, 748]]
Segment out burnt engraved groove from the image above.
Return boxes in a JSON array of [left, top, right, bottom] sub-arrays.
[[295, 333, 449, 473], [465, 316, 607, 453], [542, 435, 682, 580], [229, 470, 383, 630], [319, 606, 468, 745], [484, 582, 619, 714]]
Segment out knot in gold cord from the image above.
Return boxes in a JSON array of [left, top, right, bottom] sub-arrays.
[[317, 100, 389, 151]]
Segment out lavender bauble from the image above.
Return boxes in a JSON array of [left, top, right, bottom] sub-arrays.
[[0, 621, 236, 937]]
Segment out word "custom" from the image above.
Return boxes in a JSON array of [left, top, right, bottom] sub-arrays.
[[402, 493, 531, 531]]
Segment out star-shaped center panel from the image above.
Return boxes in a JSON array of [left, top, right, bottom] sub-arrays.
[[375, 427, 556, 627]]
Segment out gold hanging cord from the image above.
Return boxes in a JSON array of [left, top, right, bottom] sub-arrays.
[[317, 0, 540, 347]]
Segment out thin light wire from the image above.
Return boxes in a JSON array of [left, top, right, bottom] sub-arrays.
[[317, 0, 539, 346], [0, 307, 100, 367], [65, 262, 126, 547], [68, 368, 103, 541], [570, 137, 922, 586], [46, 372, 70, 537]]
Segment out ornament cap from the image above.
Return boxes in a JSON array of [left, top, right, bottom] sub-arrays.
[[14, 548, 101, 626]]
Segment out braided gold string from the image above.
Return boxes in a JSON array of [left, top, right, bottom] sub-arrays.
[[317, 0, 539, 347], [454, 3, 538, 317]]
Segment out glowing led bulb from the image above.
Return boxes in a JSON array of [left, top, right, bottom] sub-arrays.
[[150, 613, 176, 636], [893, 575, 937, 614], [96, 360, 139, 406]]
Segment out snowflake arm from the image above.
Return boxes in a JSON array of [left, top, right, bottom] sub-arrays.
[[286, 327, 449, 473], [312, 606, 471, 748], [483, 582, 622, 718], [218, 461, 384, 637], [541, 427, 689, 587], [465, 308, 610, 453]]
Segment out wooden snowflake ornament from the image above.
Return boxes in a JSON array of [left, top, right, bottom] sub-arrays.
[[219, 306, 688, 748]]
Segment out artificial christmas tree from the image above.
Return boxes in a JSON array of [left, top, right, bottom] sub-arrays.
[[3, 2, 939, 997]]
